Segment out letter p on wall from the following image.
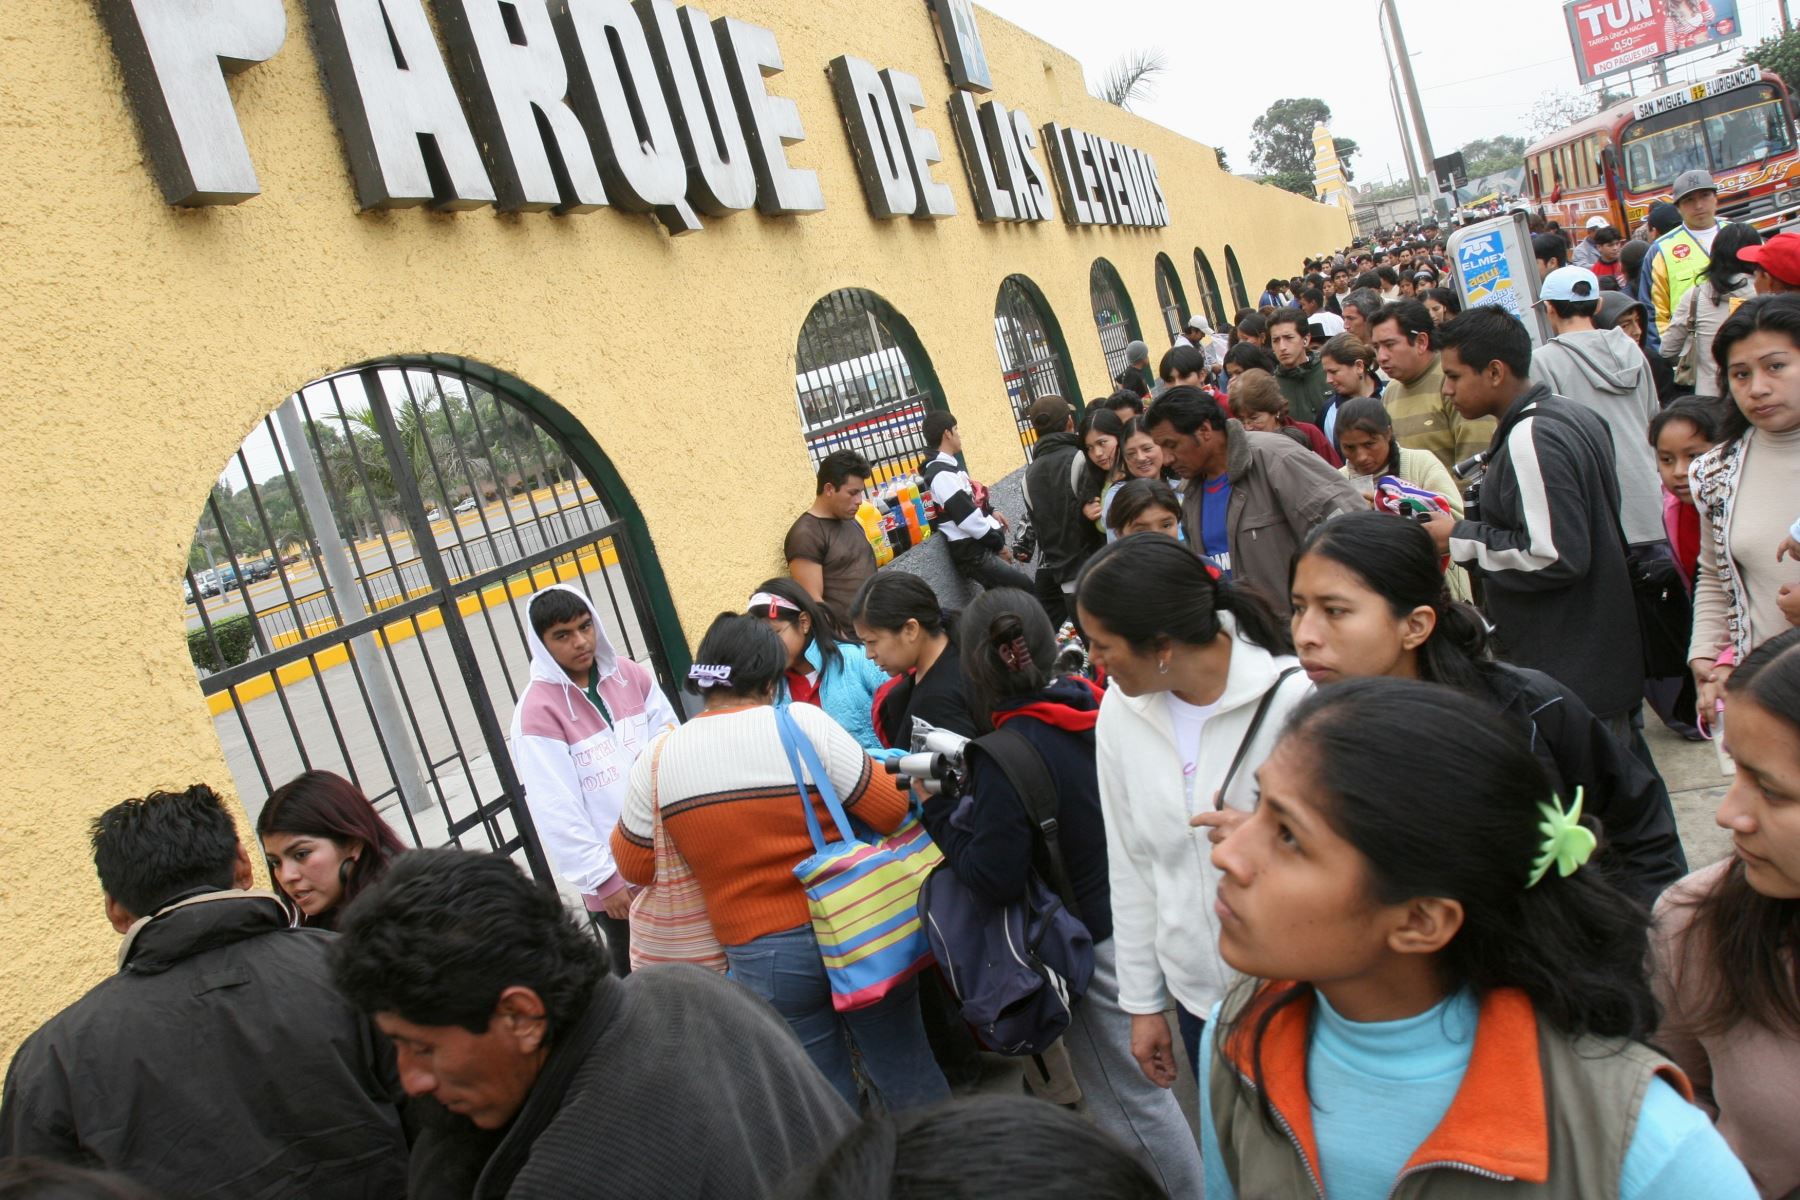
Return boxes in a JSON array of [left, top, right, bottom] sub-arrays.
[[97, 0, 287, 205]]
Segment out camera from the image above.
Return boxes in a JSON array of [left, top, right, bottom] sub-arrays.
[[885, 720, 970, 797], [1453, 451, 1486, 524]]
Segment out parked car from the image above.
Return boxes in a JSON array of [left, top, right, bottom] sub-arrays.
[[453, 496, 478, 514], [183, 579, 195, 604], [216, 565, 240, 591], [425, 508, 444, 522], [247, 557, 276, 581], [196, 569, 221, 598]]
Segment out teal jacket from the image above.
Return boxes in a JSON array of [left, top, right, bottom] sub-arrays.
[[778, 640, 895, 757]]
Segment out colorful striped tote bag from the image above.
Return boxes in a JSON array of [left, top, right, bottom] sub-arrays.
[[627, 731, 728, 974], [774, 705, 941, 1012]]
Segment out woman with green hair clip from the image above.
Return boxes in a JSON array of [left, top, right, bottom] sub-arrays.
[[1198, 677, 1756, 1200]]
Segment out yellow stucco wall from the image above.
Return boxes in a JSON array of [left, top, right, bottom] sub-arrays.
[[0, 0, 1348, 1057]]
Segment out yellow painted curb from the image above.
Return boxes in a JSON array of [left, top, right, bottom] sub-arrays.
[[204, 542, 618, 716]]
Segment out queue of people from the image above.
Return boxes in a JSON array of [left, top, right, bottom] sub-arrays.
[[5, 238, 1800, 1200]]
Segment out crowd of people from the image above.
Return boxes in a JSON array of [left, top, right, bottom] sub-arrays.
[[4, 169, 1800, 1200]]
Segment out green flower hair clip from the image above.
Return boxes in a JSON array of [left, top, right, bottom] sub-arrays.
[[1526, 788, 1597, 889]]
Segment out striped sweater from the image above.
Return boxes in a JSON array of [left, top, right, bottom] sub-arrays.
[[611, 703, 909, 947]]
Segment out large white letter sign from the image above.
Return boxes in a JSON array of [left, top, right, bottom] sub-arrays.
[[881, 68, 955, 218], [306, 0, 496, 209], [552, 0, 695, 231], [96, 0, 286, 205], [636, 1, 757, 216], [715, 16, 825, 215], [829, 55, 916, 220], [434, 0, 608, 213]]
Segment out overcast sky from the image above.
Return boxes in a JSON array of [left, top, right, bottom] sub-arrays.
[[976, 0, 1792, 185]]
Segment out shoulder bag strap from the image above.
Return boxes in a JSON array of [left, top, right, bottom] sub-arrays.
[[970, 726, 1083, 924], [774, 705, 857, 852], [1214, 666, 1303, 811]]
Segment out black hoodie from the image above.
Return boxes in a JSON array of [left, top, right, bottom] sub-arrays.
[[1024, 431, 1104, 580]]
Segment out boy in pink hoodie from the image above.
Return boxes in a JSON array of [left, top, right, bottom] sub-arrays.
[[508, 584, 678, 973]]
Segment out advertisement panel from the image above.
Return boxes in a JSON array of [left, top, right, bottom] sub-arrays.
[[1563, 0, 1742, 84]]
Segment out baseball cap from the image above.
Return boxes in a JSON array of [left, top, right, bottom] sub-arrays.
[[1186, 314, 1209, 332], [1585, 215, 1609, 230], [1672, 169, 1718, 203], [1125, 339, 1149, 366], [1027, 395, 1073, 435], [1536, 265, 1601, 304], [1738, 232, 1800, 287]]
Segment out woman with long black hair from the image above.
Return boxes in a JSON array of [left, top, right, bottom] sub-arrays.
[[1199, 677, 1755, 1198], [1654, 629, 1800, 1198], [1075, 534, 1312, 1084], [257, 770, 406, 930], [1662, 222, 1762, 397], [848, 574, 977, 745], [1287, 511, 1686, 905], [749, 576, 891, 754], [918, 588, 1203, 1196]]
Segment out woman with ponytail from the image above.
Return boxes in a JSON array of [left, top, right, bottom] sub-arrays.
[[1199, 677, 1755, 1199], [1654, 629, 1800, 1198], [1288, 511, 1686, 905], [1074, 534, 1312, 1084], [919, 588, 1203, 1196], [256, 770, 406, 929], [849, 573, 976, 746]]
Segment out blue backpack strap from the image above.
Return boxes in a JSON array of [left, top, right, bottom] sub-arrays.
[[774, 705, 856, 851]]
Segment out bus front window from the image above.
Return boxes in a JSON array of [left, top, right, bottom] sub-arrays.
[[1621, 83, 1798, 192], [1706, 98, 1794, 173], [1623, 120, 1708, 189]]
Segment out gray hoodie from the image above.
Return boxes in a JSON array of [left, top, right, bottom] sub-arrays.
[[1529, 327, 1665, 545]]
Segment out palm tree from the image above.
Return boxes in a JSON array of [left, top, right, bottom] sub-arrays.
[[1097, 49, 1167, 111]]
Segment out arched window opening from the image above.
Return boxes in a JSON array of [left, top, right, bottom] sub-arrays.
[[1154, 253, 1189, 346], [793, 289, 944, 489], [994, 275, 1080, 459], [1224, 245, 1251, 311], [1088, 257, 1143, 383], [1194, 248, 1227, 329], [184, 359, 683, 881]]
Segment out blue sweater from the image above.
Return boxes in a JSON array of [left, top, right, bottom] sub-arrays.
[[1199, 990, 1756, 1199], [778, 640, 892, 756]]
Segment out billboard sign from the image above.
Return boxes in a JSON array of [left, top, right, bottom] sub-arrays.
[[1563, 0, 1742, 85]]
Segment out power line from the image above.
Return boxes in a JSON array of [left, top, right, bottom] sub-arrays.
[[1419, 57, 1567, 91]]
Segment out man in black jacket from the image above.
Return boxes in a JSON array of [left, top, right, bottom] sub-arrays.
[[1022, 396, 1102, 627], [0, 786, 408, 1198], [332, 849, 852, 1199], [921, 410, 1033, 594], [1424, 307, 1647, 738]]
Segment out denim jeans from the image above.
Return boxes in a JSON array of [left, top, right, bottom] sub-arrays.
[[726, 925, 949, 1112]]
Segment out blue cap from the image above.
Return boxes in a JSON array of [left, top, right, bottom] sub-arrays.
[[1537, 265, 1601, 305]]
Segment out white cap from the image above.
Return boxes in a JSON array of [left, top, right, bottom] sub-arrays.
[[1307, 311, 1346, 338], [1186, 314, 1210, 332], [1585, 215, 1609, 229]]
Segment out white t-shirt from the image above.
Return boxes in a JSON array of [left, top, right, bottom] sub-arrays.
[[1688, 223, 1720, 254], [1165, 692, 1222, 814]]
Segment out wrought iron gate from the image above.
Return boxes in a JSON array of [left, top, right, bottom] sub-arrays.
[[1155, 253, 1189, 345], [1224, 245, 1251, 310], [1089, 258, 1139, 381], [995, 275, 1079, 459], [1194, 249, 1228, 328], [186, 361, 680, 881], [794, 289, 942, 488]]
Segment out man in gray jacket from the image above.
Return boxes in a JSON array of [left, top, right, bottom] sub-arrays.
[[1530, 265, 1666, 550], [1145, 386, 1364, 616]]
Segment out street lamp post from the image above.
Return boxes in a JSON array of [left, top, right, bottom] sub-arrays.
[[1379, 5, 1428, 222], [1380, 0, 1440, 219]]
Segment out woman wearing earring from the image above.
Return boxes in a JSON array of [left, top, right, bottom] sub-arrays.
[[257, 770, 407, 930]]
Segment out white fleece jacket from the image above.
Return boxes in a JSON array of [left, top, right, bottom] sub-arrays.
[[1094, 616, 1312, 1017]]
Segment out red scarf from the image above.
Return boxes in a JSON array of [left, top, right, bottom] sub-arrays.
[[992, 678, 1105, 732], [785, 668, 820, 707]]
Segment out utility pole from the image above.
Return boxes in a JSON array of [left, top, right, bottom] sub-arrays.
[[1379, 3, 1428, 222], [1382, 0, 1439, 218], [1780, 0, 1792, 33]]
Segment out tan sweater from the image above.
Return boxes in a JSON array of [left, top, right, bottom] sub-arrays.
[[1653, 860, 1800, 1199], [1690, 426, 1800, 663], [1381, 356, 1496, 474]]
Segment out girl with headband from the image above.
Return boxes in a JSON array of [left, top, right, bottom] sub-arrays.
[[749, 577, 892, 755], [1199, 676, 1756, 1199]]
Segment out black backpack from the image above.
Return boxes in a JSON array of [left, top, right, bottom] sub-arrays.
[[917, 726, 1095, 1057]]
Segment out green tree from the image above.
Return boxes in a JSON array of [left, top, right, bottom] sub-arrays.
[[1214, 146, 1231, 173], [1740, 27, 1800, 88], [1251, 98, 1358, 196], [1459, 135, 1526, 179]]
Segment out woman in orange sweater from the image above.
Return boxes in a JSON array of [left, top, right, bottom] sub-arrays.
[[611, 615, 948, 1112]]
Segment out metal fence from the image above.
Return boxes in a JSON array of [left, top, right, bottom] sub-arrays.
[[995, 276, 1076, 459], [1089, 258, 1136, 382], [1155, 253, 1188, 345], [794, 289, 937, 487], [1194, 248, 1228, 328], [186, 362, 679, 879], [1224, 245, 1251, 310]]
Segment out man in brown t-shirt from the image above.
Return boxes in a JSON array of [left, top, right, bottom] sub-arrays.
[[784, 450, 875, 622]]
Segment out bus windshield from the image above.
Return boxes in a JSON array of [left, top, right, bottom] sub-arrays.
[[1621, 84, 1795, 192]]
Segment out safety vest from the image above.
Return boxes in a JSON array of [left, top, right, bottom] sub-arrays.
[[1656, 226, 1711, 324]]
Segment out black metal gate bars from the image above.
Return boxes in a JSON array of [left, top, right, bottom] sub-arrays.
[[994, 276, 1075, 459], [1155, 254, 1188, 346], [1089, 260, 1135, 381], [794, 289, 936, 488], [186, 362, 678, 880]]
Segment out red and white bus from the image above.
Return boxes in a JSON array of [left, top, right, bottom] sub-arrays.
[[1524, 65, 1800, 235]]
